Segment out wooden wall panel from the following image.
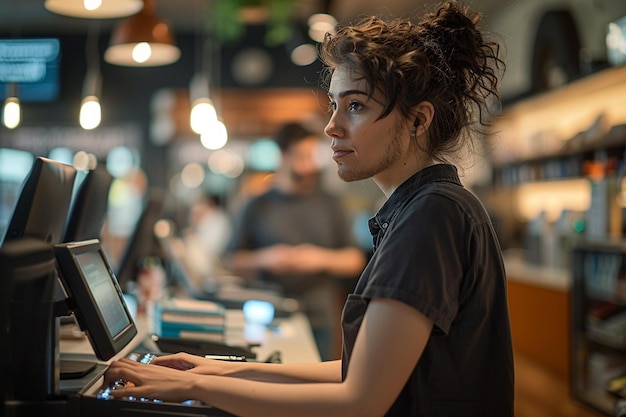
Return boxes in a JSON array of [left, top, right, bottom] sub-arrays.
[[170, 88, 329, 139], [507, 279, 571, 377]]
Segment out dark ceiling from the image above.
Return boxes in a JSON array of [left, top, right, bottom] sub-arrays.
[[0, 0, 403, 35], [0, 0, 519, 188], [0, 0, 508, 36]]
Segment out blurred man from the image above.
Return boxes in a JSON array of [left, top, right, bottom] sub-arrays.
[[225, 122, 366, 360]]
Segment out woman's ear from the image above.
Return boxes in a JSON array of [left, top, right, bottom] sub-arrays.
[[412, 101, 434, 135]]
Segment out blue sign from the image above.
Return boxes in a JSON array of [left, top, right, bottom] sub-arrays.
[[0, 38, 61, 102]]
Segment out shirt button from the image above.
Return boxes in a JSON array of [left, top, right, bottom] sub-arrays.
[[382, 222, 388, 229]]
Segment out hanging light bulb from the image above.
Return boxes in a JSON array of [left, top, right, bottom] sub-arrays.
[[290, 43, 317, 66], [285, 24, 318, 67], [200, 119, 228, 150], [190, 98, 217, 134], [308, 13, 337, 42], [189, 74, 217, 134], [104, 0, 180, 67], [80, 95, 101, 130], [3, 83, 20, 129], [190, 0, 226, 148], [80, 23, 102, 130], [131, 42, 152, 63], [3, 97, 21, 129], [84, 0, 103, 12], [79, 69, 102, 130], [44, 0, 143, 19]]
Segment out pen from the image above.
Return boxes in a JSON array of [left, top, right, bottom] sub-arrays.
[[204, 354, 247, 361]]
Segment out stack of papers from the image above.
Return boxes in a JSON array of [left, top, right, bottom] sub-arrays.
[[153, 298, 226, 342]]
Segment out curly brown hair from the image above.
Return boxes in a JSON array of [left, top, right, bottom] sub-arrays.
[[320, 1, 504, 163]]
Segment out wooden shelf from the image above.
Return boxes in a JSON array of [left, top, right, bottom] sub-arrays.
[[491, 65, 626, 166]]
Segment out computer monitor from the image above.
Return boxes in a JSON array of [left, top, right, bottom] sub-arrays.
[[54, 239, 137, 361], [1, 156, 76, 246], [0, 237, 58, 402], [62, 165, 113, 243], [115, 190, 164, 292]]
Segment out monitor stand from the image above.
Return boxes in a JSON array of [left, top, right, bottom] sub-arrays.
[[55, 286, 100, 381]]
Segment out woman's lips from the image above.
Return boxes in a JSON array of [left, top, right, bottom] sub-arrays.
[[332, 149, 352, 160]]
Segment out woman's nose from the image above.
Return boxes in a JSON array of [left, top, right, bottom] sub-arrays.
[[324, 113, 341, 139]]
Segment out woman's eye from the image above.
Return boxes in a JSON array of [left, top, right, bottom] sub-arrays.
[[328, 101, 337, 112], [348, 101, 362, 111]]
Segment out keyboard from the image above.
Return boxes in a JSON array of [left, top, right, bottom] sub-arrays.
[[97, 352, 201, 406], [150, 335, 256, 359]]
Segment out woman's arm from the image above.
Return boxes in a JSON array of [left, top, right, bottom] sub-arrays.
[[152, 355, 342, 383], [104, 297, 432, 417]]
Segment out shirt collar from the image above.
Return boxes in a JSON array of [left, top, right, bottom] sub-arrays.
[[369, 164, 462, 236]]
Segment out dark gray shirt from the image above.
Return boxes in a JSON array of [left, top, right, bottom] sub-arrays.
[[228, 187, 358, 328], [341, 164, 514, 416]]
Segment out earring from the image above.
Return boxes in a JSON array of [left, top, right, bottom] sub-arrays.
[[409, 119, 419, 136]]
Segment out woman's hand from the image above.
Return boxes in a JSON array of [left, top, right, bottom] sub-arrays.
[[151, 352, 233, 375], [103, 358, 202, 403]]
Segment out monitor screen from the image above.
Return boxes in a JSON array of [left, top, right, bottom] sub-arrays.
[[1, 156, 76, 246], [62, 165, 113, 243], [54, 239, 137, 361]]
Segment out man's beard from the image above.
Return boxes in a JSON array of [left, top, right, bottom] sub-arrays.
[[290, 170, 320, 190]]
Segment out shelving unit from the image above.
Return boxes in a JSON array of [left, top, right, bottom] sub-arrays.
[[487, 66, 626, 415], [571, 241, 626, 415], [488, 66, 626, 250], [491, 64, 626, 175]]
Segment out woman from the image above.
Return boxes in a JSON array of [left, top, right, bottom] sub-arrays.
[[103, 2, 514, 416]]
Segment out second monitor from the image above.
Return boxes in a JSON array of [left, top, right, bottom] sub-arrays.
[[1, 156, 76, 247], [62, 165, 114, 243], [55, 239, 138, 362]]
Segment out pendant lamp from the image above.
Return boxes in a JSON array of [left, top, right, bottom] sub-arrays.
[[44, 0, 143, 19], [3, 84, 20, 129], [104, 0, 180, 67], [80, 23, 102, 130]]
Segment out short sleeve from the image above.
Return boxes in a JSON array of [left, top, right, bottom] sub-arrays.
[[361, 193, 468, 334]]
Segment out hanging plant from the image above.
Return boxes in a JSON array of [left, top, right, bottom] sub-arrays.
[[211, 0, 298, 45]]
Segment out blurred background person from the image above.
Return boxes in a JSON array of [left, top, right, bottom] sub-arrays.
[[225, 122, 367, 360], [188, 192, 232, 266], [163, 191, 235, 295]]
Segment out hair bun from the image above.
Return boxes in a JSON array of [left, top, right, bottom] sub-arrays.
[[418, 2, 483, 60]]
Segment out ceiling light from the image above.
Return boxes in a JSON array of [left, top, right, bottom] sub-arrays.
[[3, 83, 20, 129], [3, 97, 20, 129], [79, 74, 102, 130], [104, 0, 180, 67], [307, 13, 337, 42], [290, 43, 317, 66], [44, 0, 143, 19], [200, 119, 228, 150], [80, 24, 102, 130], [189, 74, 217, 134], [190, 98, 217, 134], [80, 94, 101, 130], [285, 25, 318, 66]]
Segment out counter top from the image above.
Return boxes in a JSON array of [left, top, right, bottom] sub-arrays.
[[59, 308, 321, 366], [503, 251, 570, 291]]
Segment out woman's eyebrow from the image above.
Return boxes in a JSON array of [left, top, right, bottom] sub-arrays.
[[327, 89, 369, 100]]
